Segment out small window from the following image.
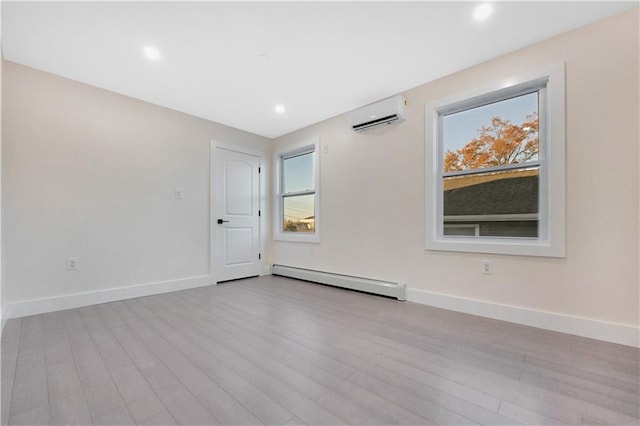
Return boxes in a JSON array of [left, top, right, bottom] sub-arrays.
[[425, 64, 566, 257], [283, 152, 315, 233], [274, 139, 320, 242]]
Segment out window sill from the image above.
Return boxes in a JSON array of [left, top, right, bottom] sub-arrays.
[[274, 233, 320, 244], [426, 237, 564, 258]]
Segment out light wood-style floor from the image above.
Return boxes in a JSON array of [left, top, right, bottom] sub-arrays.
[[2, 275, 639, 425]]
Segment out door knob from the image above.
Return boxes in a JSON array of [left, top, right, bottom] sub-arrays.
[[217, 219, 229, 224]]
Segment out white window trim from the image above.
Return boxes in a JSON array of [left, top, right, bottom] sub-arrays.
[[425, 63, 566, 257], [274, 137, 320, 243]]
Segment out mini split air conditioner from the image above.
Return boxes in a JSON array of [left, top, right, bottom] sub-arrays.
[[349, 95, 407, 132]]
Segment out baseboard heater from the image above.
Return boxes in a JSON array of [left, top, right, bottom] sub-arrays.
[[271, 264, 406, 301]]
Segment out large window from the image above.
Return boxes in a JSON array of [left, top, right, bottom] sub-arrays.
[[443, 91, 540, 238], [274, 138, 320, 242], [425, 64, 565, 257]]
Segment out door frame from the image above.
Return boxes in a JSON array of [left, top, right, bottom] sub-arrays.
[[210, 140, 268, 284]]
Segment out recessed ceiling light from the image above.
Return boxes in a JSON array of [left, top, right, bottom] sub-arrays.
[[275, 104, 285, 114], [473, 3, 493, 21], [143, 46, 161, 61]]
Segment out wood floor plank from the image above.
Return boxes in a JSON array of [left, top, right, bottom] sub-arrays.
[[519, 370, 639, 417], [1, 318, 22, 426], [519, 360, 639, 404], [130, 295, 338, 425], [143, 293, 335, 403], [42, 312, 93, 425], [127, 293, 296, 425], [7, 405, 50, 426], [196, 384, 264, 425], [231, 366, 346, 425], [283, 415, 308, 425], [3, 275, 639, 425], [62, 310, 113, 388], [225, 279, 529, 380], [168, 291, 426, 425], [92, 303, 220, 424], [523, 353, 640, 392], [77, 306, 176, 424], [497, 400, 566, 425], [172, 291, 356, 383], [9, 315, 49, 422], [226, 276, 640, 422], [211, 284, 504, 413], [347, 366, 515, 425], [83, 379, 135, 425], [189, 349, 295, 425], [315, 390, 397, 425], [209, 286, 505, 423], [216, 277, 640, 425], [196, 282, 600, 421]]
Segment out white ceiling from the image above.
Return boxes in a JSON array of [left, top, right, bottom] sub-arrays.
[[2, 1, 637, 139]]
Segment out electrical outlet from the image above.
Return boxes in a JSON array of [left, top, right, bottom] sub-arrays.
[[482, 260, 492, 275], [175, 188, 184, 199], [323, 144, 329, 154], [67, 257, 79, 271], [309, 248, 315, 256]]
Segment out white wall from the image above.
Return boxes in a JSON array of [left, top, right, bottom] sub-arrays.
[[272, 10, 639, 344], [0, 13, 3, 331], [2, 61, 271, 315], [0, 7, 5, 330]]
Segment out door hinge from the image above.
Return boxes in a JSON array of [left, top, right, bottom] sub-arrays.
[[259, 253, 262, 260], [258, 210, 261, 217], [258, 167, 261, 173]]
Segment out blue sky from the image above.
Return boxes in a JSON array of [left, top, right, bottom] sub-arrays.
[[283, 152, 314, 193], [443, 92, 538, 152], [283, 152, 315, 220]]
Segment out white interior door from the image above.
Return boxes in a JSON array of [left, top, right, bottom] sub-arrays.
[[214, 147, 261, 282]]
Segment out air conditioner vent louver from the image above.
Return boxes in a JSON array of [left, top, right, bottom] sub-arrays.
[[352, 114, 400, 131], [349, 95, 406, 132]]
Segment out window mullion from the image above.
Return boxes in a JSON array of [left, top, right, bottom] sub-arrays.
[[283, 189, 315, 198], [443, 161, 541, 178]]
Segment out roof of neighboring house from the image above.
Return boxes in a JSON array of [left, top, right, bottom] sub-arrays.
[[444, 175, 538, 216], [443, 168, 538, 191]]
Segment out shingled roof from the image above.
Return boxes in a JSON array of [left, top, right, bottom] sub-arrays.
[[444, 175, 538, 216]]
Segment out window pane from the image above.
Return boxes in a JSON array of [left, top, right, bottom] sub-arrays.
[[443, 92, 539, 173], [283, 194, 315, 233], [443, 167, 539, 238], [283, 152, 314, 193], [444, 224, 478, 236]]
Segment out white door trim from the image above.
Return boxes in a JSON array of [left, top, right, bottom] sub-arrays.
[[210, 140, 267, 283]]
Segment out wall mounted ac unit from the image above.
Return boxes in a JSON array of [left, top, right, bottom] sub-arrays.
[[349, 95, 407, 132]]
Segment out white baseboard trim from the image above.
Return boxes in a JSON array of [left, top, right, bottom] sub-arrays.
[[3, 275, 213, 320], [406, 288, 640, 348]]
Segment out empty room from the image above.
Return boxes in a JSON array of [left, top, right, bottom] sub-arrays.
[[1, 1, 639, 425]]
